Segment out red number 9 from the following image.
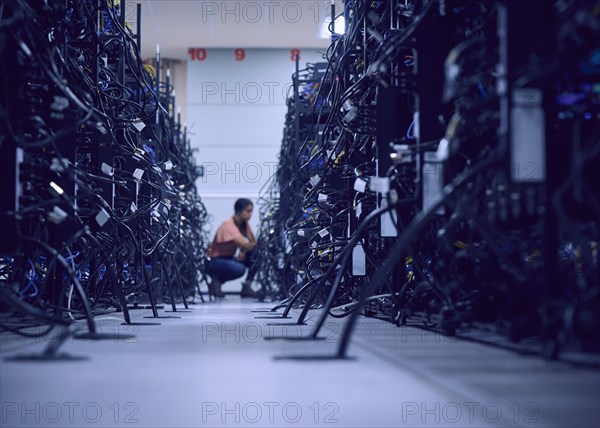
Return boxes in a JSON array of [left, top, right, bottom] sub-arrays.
[[291, 49, 300, 61], [235, 48, 246, 61]]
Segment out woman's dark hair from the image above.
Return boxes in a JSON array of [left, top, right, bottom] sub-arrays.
[[234, 198, 253, 213]]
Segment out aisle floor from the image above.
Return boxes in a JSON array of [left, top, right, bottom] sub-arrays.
[[1, 298, 598, 428]]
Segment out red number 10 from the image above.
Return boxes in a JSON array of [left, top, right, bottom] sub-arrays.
[[188, 48, 207, 61]]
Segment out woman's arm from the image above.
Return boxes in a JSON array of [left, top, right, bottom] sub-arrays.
[[233, 235, 256, 252]]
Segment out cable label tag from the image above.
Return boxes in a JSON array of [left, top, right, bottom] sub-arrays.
[[101, 162, 114, 176], [95, 208, 110, 227], [354, 178, 367, 193], [48, 206, 68, 224], [133, 168, 144, 180], [132, 120, 146, 132]]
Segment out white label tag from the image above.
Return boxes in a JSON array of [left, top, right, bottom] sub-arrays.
[[101, 163, 114, 176], [318, 228, 329, 238], [130, 202, 137, 213], [95, 208, 110, 227], [310, 176, 320, 187], [132, 120, 146, 132], [298, 230, 305, 237], [133, 168, 144, 180], [164, 160, 173, 171], [354, 178, 367, 193], [356, 202, 362, 218], [53, 206, 67, 218], [318, 193, 328, 202], [48, 206, 68, 224]]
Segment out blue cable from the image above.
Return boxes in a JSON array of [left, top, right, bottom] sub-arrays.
[[19, 259, 39, 298], [478, 82, 488, 99], [406, 120, 416, 140], [64, 251, 80, 262]]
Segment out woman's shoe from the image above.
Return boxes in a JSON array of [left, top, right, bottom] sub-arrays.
[[240, 281, 256, 298], [213, 279, 225, 298], [208, 279, 224, 298]]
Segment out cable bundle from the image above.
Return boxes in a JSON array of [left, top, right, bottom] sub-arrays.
[[261, 0, 599, 362], [0, 0, 209, 340]]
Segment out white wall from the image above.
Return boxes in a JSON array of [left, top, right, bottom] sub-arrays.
[[187, 48, 323, 291]]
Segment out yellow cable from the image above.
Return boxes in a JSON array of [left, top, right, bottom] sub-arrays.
[[144, 64, 156, 78]]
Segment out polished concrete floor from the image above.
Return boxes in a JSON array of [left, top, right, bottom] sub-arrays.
[[1, 297, 598, 428]]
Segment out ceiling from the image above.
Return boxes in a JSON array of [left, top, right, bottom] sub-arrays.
[[133, 1, 341, 59]]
